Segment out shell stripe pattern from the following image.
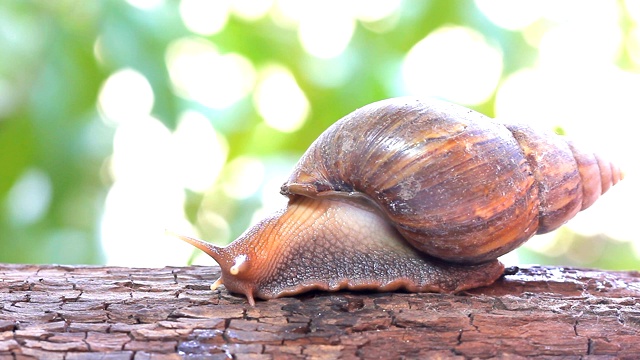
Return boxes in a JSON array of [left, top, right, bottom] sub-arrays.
[[283, 98, 621, 264]]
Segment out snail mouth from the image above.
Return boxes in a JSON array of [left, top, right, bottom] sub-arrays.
[[218, 273, 258, 306]]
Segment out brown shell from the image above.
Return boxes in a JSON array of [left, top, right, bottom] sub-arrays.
[[282, 97, 622, 264]]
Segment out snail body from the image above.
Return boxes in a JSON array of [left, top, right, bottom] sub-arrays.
[[176, 97, 622, 306]]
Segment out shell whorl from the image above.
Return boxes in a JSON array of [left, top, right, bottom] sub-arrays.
[[282, 97, 622, 264], [504, 123, 622, 234]]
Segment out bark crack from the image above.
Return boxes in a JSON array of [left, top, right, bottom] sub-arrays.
[[0, 264, 638, 358]]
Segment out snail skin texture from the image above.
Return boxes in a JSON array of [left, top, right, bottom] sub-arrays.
[[175, 97, 623, 306]]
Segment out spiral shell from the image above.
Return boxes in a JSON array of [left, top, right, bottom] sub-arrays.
[[282, 97, 622, 264]]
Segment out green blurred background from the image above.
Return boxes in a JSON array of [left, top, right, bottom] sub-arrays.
[[0, 0, 638, 269]]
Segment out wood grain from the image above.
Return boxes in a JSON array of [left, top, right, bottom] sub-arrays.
[[1, 264, 638, 359]]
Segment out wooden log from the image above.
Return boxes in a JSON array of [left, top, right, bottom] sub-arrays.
[[0, 263, 639, 359]]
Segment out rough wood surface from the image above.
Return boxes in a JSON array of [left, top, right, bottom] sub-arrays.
[[0, 263, 639, 359]]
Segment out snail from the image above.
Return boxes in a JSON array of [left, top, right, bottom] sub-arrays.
[[173, 97, 623, 306]]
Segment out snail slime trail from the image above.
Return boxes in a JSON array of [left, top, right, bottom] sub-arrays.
[[173, 97, 623, 306]]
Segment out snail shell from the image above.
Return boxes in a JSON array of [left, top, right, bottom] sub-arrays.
[[175, 97, 622, 306]]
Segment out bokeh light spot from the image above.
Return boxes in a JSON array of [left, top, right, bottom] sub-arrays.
[[538, 19, 622, 70], [101, 180, 192, 267], [270, 0, 304, 28], [98, 68, 155, 126], [628, 0, 640, 23], [402, 26, 504, 106], [102, 116, 195, 266], [166, 37, 256, 109], [475, 0, 543, 30], [298, 3, 355, 59], [222, 156, 265, 200], [179, 0, 230, 36], [171, 111, 229, 192], [231, 0, 273, 21], [5, 168, 52, 226], [349, 0, 401, 22], [254, 65, 309, 133], [110, 116, 173, 183]]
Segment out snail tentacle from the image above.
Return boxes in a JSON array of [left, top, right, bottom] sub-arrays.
[[175, 97, 622, 305]]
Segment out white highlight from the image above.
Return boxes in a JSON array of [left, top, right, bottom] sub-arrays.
[[166, 37, 256, 109], [254, 65, 309, 133], [230, 254, 248, 275], [179, 0, 230, 36], [172, 111, 228, 192], [101, 116, 193, 266], [98, 69, 155, 126], [298, 4, 355, 59], [475, 0, 544, 30], [402, 26, 503, 106]]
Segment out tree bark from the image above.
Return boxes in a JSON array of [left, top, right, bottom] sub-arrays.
[[0, 263, 638, 359]]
